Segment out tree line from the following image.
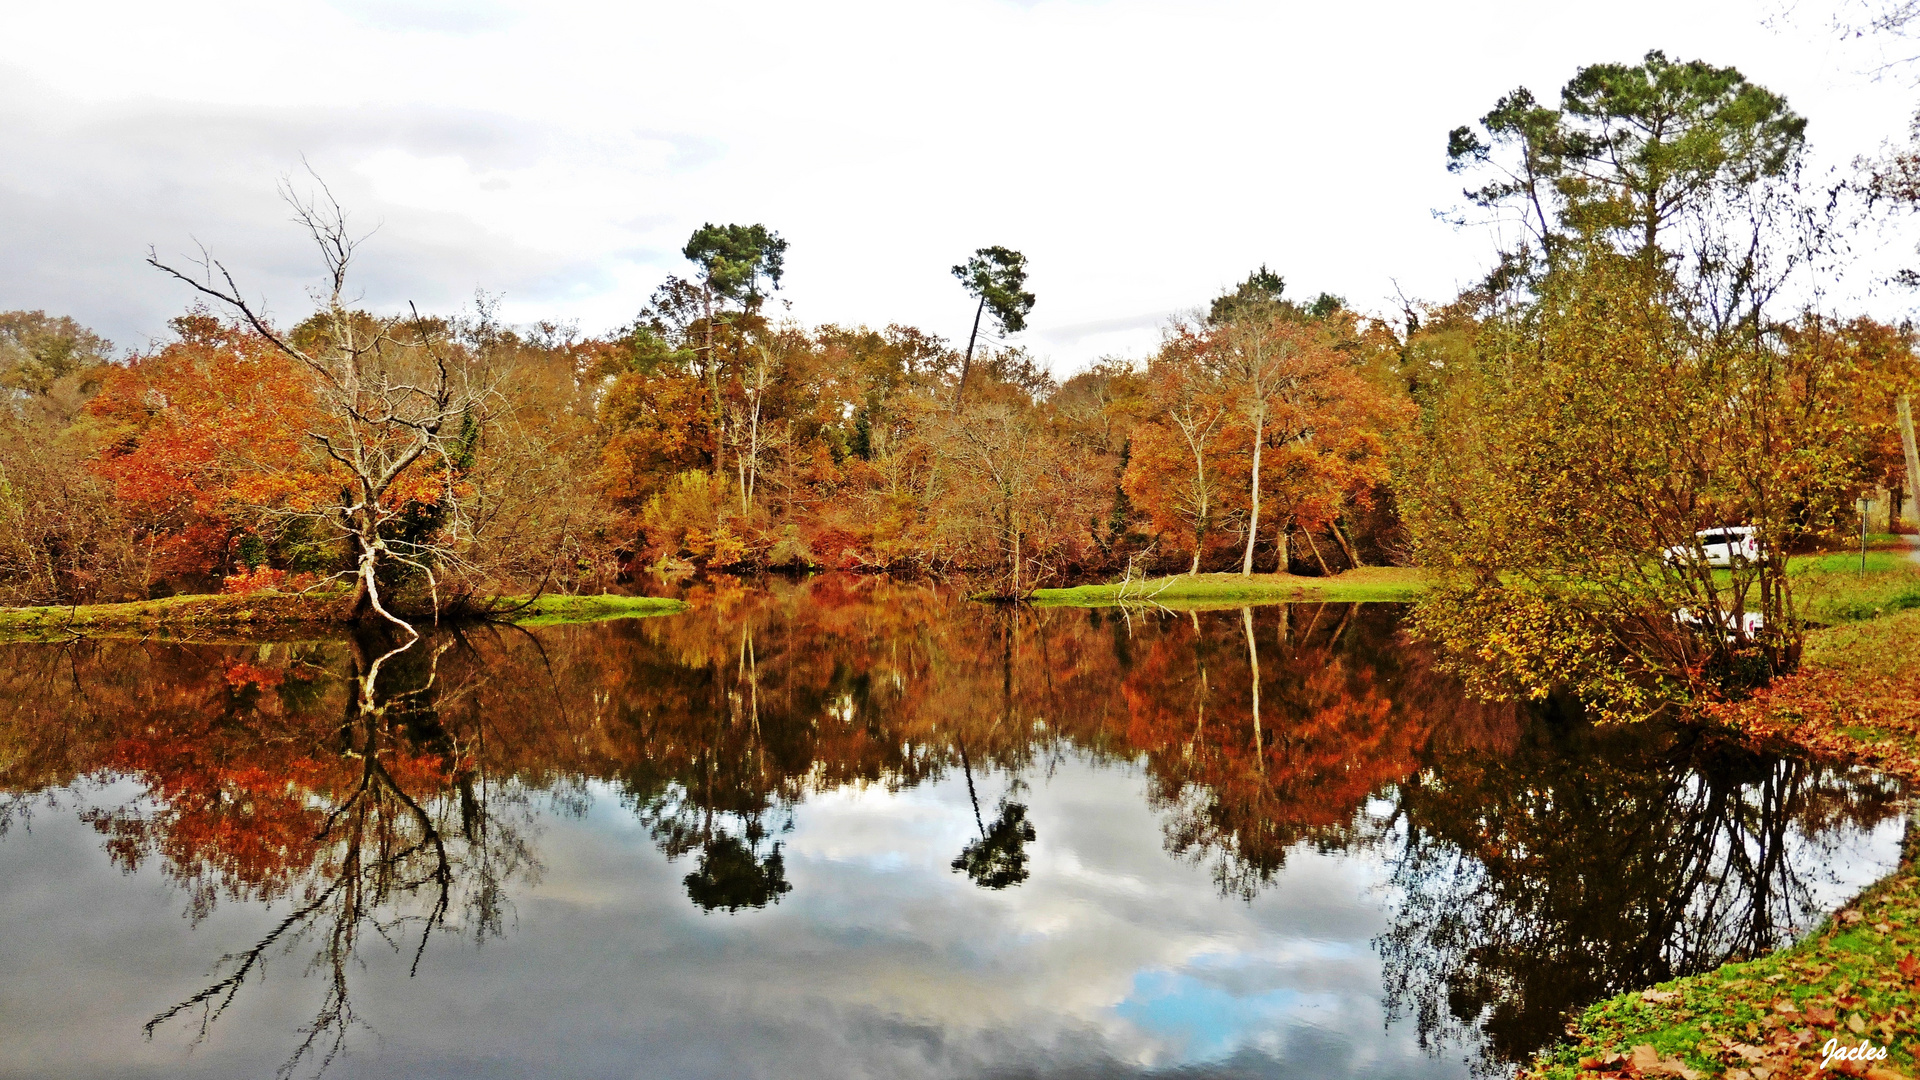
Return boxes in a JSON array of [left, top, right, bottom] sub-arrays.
[[0, 201, 1409, 609], [2, 51, 1917, 684]]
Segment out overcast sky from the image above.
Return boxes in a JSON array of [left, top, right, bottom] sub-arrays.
[[5, 0, 1919, 370]]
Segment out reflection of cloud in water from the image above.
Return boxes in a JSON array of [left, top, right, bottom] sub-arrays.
[[0, 758, 1473, 1079], [490, 759, 1460, 1079]]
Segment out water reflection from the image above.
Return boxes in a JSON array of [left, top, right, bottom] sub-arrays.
[[1378, 717, 1896, 1069], [0, 577, 1903, 1079]]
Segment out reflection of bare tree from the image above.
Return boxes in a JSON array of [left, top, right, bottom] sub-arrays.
[[1375, 716, 1906, 1073], [142, 631, 539, 1079]]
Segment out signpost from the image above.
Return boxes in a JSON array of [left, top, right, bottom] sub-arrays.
[[1860, 496, 1872, 574]]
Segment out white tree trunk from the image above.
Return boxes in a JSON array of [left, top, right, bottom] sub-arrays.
[[1898, 395, 1920, 528], [1241, 410, 1264, 576]]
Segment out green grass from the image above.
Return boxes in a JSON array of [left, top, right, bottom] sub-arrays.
[[507, 593, 688, 626], [1787, 551, 1920, 624], [0, 590, 688, 640], [1529, 590, 1920, 1078], [1794, 549, 1909, 575], [1681, 550, 1920, 625], [0, 592, 334, 641], [1028, 566, 1425, 608]]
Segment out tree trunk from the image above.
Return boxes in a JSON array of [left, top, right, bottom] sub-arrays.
[[1272, 518, 1290, 574], [745, 360, 764, 513], [736, 441, 750, 515], [1899, 395, 1920, 529], [1241, 410, 1264, 576], [1190, 506, 1206, 576], [1010, 506, 1023, 598], [345, 527, 375, 621], [704, 286, 723, 476], [1330, 516, 1361, 568], [1188, 426, 1209, 574], [1302, 526, 1334, 576], [955, 296, 985, 412], [347, 565, 371, 621]]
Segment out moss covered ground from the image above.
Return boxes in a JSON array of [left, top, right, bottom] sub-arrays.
[[0, 592, 334, 640], [506, 593, 688, 626], [0, 590, 686, 640], [1027, 566, 1426, 608]]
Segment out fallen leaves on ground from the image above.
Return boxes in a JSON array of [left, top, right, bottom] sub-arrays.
[[1706, 611, 1920, 786]]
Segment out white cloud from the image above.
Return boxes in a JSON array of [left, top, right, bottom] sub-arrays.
[[2, 0, 1915, 369]]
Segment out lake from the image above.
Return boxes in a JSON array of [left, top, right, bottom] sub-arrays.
[[0, 577, 1905, 1079]]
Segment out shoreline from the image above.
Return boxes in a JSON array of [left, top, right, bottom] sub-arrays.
[[0, 591, 689, 642], [1025, 566, 1426, 607]]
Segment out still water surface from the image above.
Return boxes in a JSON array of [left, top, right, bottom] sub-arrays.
[[0, 578, 1906, 1079]]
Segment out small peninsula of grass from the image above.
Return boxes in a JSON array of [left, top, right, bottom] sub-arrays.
[[0, 592, 334, 641], [1028, 566, 1426, 608], [507, 593, 688, 626], [0, 590, 687, 641]]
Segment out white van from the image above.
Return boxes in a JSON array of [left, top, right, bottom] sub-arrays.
[[1663, 526, 1760, 568]]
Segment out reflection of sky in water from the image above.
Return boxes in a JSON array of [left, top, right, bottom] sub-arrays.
[[0, 755, 1905, 1080], [1116, 968, 1312, 1060]]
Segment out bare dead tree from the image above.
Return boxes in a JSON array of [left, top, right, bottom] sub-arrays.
[[147, 170, 500, 635], [1146, 347, 1229, 575]]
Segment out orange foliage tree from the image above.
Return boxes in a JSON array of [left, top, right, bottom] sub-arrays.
[[1125, 308, 1406, 575], [87, 313, 337, 588]]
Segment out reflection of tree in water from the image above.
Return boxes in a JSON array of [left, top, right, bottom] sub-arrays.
[[1375, 709, 1906, 1072], [1128, 603, 1494, 900], [953, 799, 1037, 889], [952, 738, 1036, 889], [637, 783, 794, 912], [947, 612, 1043, 893], [114, 630, 540, 1079], [0, 578, 1907, 1077], [685, 829, 792, 911], [622, 623, 797, 912]]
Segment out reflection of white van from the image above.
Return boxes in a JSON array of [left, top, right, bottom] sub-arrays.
[[1663, 526, 1760, 568], [1675, 607, 1766, 641]]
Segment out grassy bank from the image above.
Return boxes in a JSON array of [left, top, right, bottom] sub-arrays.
[[0, 592, 334, 641], [1526, 603, 1920, 1080], [1028, 566, 1425, 608], [0, 590, 687, 641], [1027, 549, 1916, 614], [1790, 552, 1920, 625], [506, 593, 689, 626]]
